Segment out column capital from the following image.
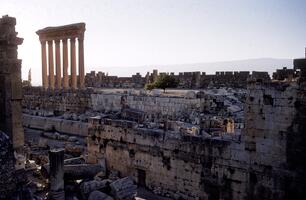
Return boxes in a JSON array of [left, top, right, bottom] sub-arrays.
[[54, 40, 60, 44], [40, 39, 46, 44], [47, 40, 53, 44], [70, 37, 76, 42]]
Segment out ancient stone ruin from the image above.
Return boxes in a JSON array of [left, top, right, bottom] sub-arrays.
[[85, 69, 271, 89], [1, 15, 306, 200], [0, 15, 25, 199], [36, 23, 86, 90]]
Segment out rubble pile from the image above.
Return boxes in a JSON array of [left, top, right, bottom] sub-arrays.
[[0, 131, 16, 199]]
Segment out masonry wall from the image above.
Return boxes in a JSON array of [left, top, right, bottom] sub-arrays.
[[91, 93, 205, 117], [85, 70, 270, 89], [22, 88, 92, 114], [87, 77, 306, 200], [87, 119, 233, 199], [23, 114, 88, 137], [23, 90, 211, 119]]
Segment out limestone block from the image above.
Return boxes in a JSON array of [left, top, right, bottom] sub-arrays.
[[88, 191, 114, 200], [185, 91, 196, 99], [81, 180, 112, 198], [110, 177, 137, 200]]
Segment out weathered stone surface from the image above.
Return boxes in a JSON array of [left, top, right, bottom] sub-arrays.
[[85, 69, 270, 89], [88, 190, 114, 200], [85, 62, 306, 199], [37, 23, 86, 90], [0, 15, 24, 151], [80, 180, 112, 198], [110, 177, 137, 200], [49, 148, 65, 200], [0, 131, 16, 199]]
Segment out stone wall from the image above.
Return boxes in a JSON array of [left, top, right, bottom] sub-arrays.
[[23, 89, 215, 120], [87, 73, 306, 199], [23, 114, 88, 137], [87, 118, 234, 199], [91, 93, 205, 117], [22, 87, 92, 114], [85, 70, 271, 89]]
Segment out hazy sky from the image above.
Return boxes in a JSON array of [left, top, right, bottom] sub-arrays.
[[1, 0, 306, 85]]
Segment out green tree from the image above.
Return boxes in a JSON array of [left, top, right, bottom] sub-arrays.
[[145, 83, 155, 91], [154, 74, 179, 92]]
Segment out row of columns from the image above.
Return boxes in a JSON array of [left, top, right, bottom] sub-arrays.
[[41, 37, 84, 90]]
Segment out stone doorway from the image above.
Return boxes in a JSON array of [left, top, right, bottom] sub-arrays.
[[137, 169, 146, 187]]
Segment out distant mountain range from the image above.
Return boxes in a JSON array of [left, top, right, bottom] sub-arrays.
[[98, 58, 293, 77]]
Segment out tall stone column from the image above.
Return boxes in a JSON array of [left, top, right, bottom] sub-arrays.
[[48, 40, 55, 90], [41, 40, 48, 89], [62, 39, 69, 89], [78, 37, 85, 89], [55, 40, 61, 89], [70, 37, 77, 90], [49, 149, 65, 200]]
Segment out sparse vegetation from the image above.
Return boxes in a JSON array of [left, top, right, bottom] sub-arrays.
[[145, 74, 179, 92]]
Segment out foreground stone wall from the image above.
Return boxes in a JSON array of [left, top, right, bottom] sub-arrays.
[[87, 77, 306, 199], [87, 118, 234, 199]]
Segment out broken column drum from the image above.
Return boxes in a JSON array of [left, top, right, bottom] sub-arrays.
[[36, 23, 86, 90], [49, 149, 65, 200]]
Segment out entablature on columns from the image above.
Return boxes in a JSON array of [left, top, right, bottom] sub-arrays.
[[36, 23, 85, 42]]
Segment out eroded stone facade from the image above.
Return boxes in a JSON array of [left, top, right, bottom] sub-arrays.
[[0, 15, 25, 199], [85, 59, 306, 199], [0, 15, 24, 151]]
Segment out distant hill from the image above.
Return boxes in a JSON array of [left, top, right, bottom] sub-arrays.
[[98, 58, 293, 77]]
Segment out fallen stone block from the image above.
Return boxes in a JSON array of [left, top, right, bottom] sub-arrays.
[[80, 179, 112, 198], [88, 190, 114, 200], [42, 163, 104, 180], [110, 177, 137, 200]]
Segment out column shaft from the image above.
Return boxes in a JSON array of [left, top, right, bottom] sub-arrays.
[[41, 40, 48, 89], [78, 38, 85, 89], [62, 39, 69, 89], [70, 38, 77, 90], [49, 149, 65, 200], [48, 40, 55, 90], [55, 40, 61, 89]]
